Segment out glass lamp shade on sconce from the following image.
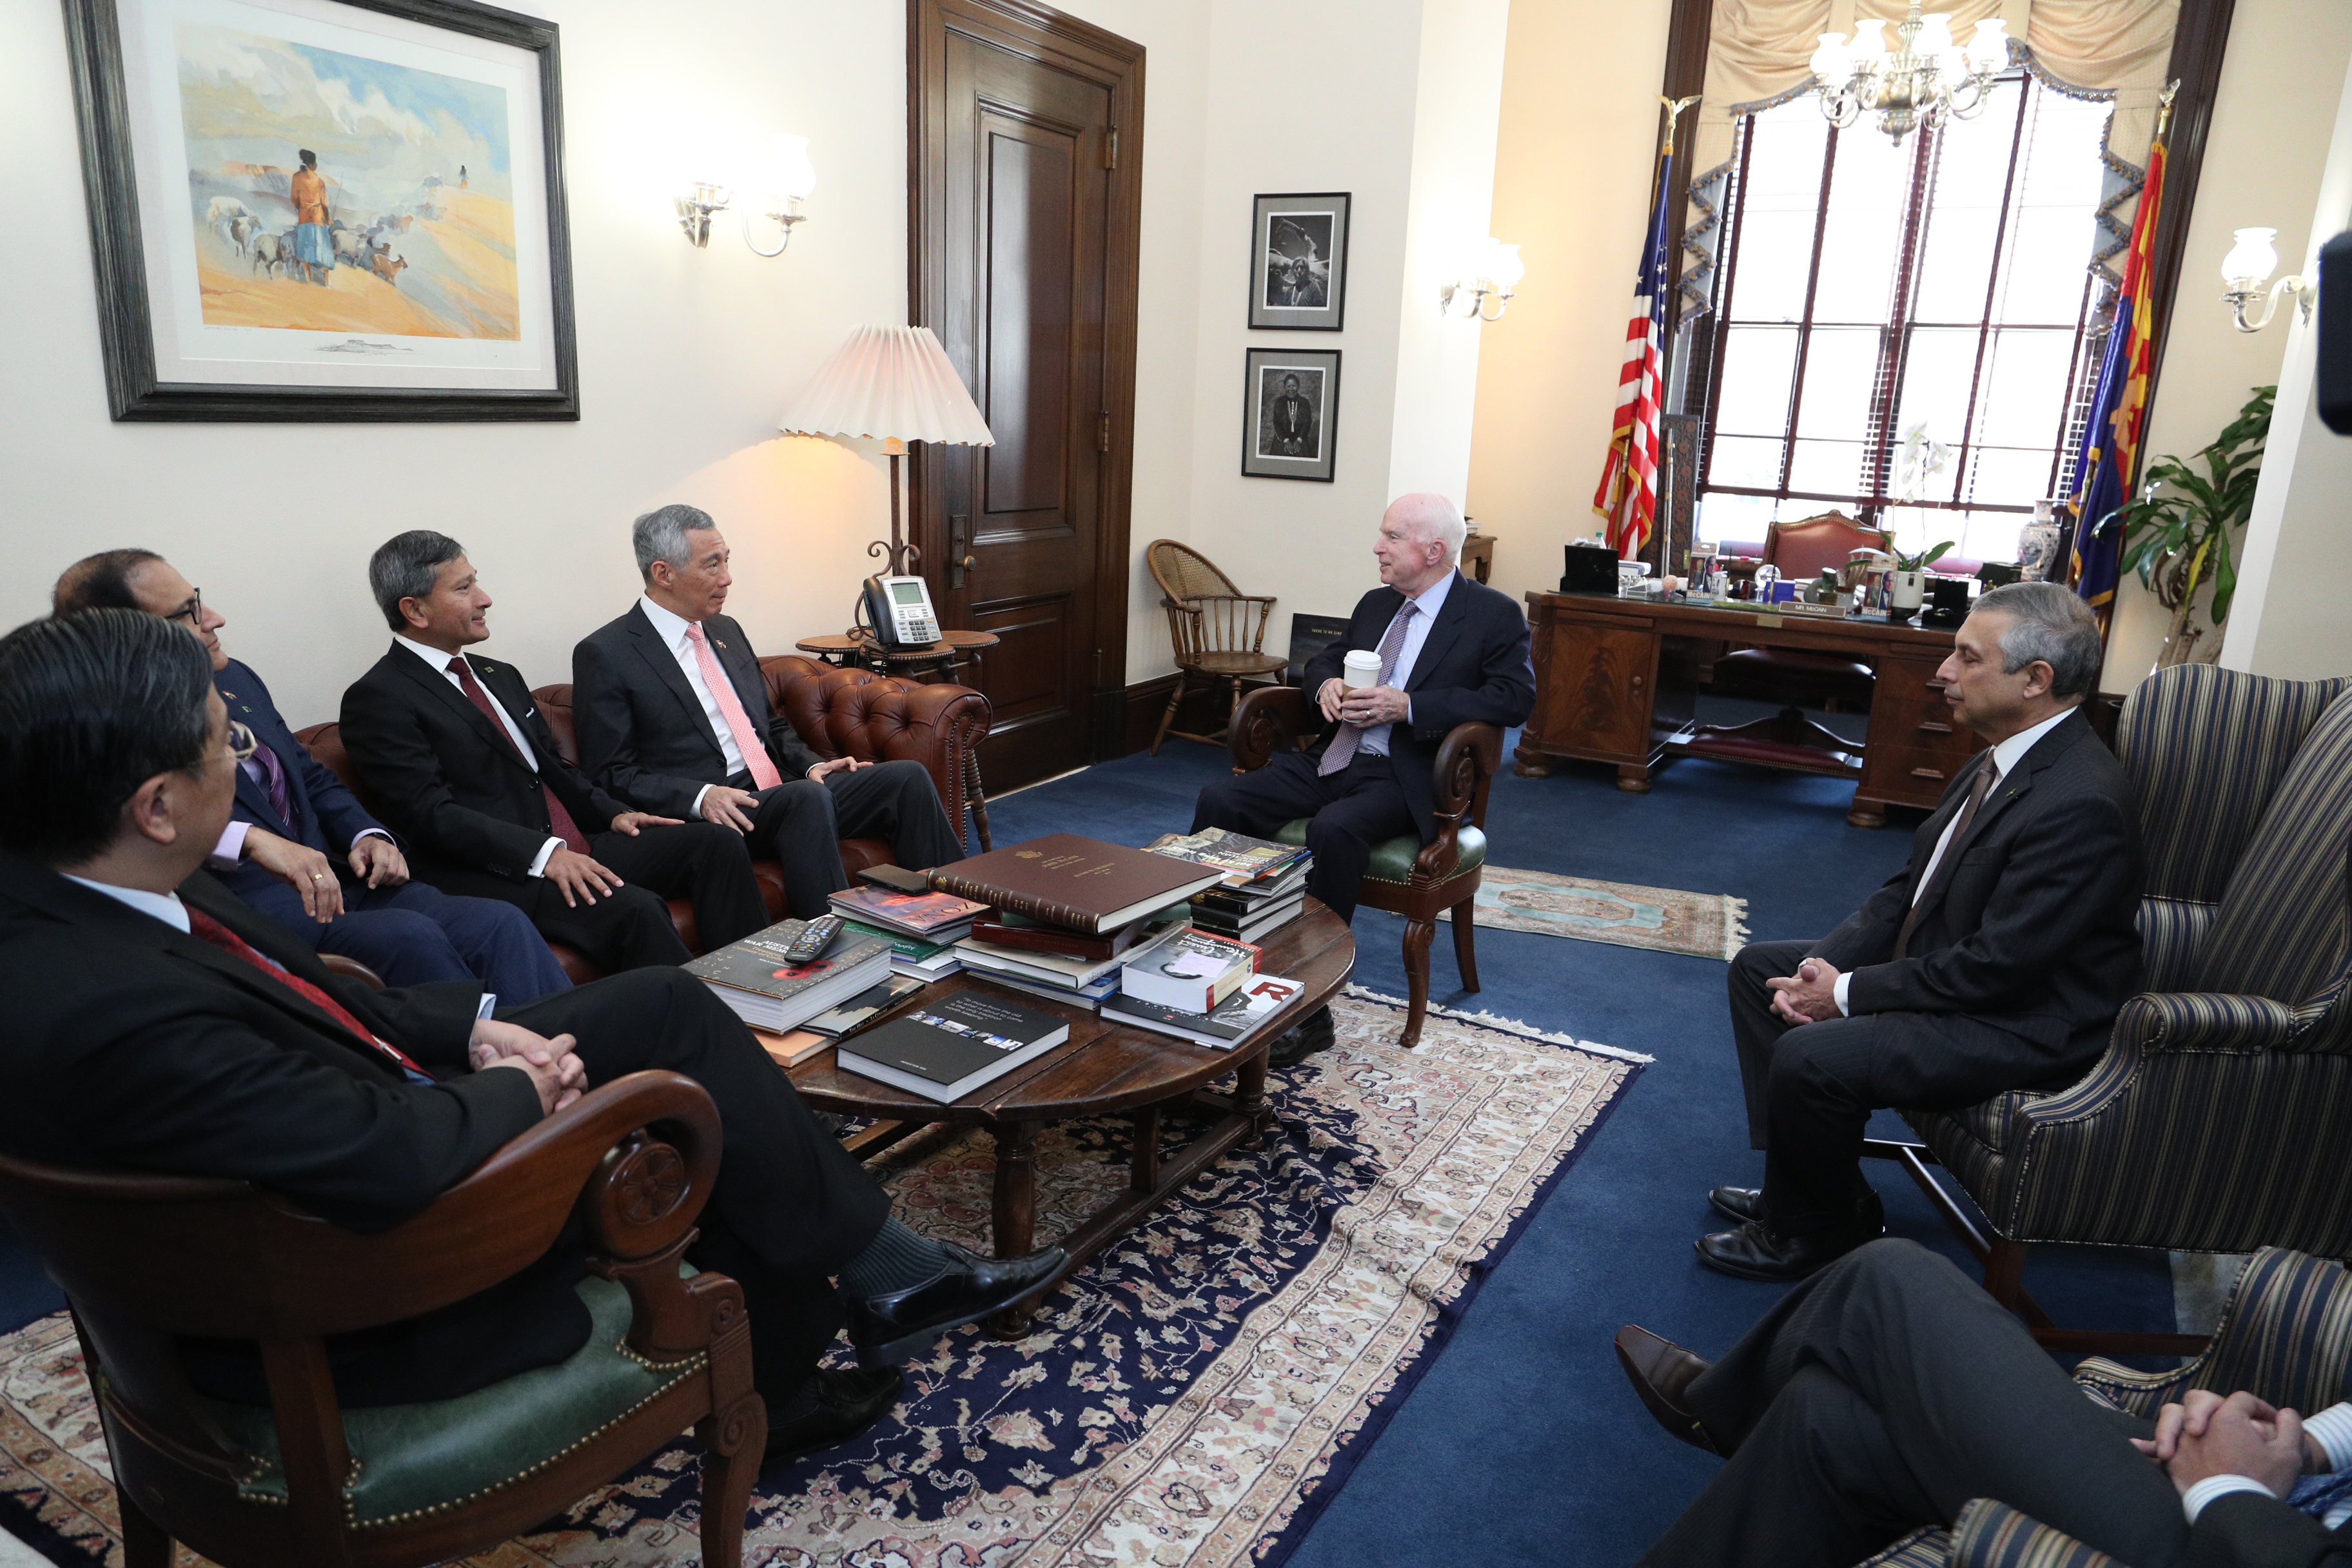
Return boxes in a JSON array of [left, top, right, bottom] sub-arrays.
[[1440, 239, 1524, 322], [2220, 226, 2313, 333], [678, 132, 817, 255]]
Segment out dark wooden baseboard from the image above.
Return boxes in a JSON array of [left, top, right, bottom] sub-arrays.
[[1117, 674, 1255, 758]]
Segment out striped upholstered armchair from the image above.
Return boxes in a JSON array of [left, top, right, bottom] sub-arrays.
[[1902, 665, 2352, 1324], [1857, 1246, 2352, 1567]]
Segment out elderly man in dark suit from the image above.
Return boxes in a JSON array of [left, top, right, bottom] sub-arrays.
[[0, 608, 1059, 1462], [52, 549, 569, 1003], [1698, 581, 2144, 1281], [1190, 492, 1535, 1064], [338, 532, 774, 973], [1617, 1239, 2352, 1568], [570, 504, 964, 920]]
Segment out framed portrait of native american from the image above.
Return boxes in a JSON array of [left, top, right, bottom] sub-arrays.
[[1242, 347, 1340, 482], [61, 0, 578, 420], [1249, 191, 1348, 331]]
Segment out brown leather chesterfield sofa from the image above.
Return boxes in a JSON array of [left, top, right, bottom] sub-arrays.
[[299, 656, 991, 984]]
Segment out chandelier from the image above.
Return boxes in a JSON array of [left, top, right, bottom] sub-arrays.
[[1808, 3, 2012, 144]]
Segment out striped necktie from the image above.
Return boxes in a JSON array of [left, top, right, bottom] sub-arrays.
[[1318, 602, 1418, 778]]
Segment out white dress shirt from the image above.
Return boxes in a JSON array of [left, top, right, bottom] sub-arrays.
[[393, 634, 563, 877], [635, 595, 743, 814], [1357, 571, 1456, 758], [1832, 705, 2075, 1017]]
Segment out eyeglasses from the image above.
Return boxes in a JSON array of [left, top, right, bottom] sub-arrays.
[[166, 590, 205, 627], [227, 721, 259, 763]]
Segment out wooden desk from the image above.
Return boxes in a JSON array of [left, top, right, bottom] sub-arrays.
[[1460, 533, 1494, 585], [1516, 591, 1973, 827]]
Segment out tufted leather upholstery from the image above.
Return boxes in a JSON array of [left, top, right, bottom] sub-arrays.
[[296, 655, 990, 983]]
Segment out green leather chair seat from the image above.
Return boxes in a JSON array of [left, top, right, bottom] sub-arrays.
[[1275, 820, 1487, 885], [203, 1272, 703, 1529]]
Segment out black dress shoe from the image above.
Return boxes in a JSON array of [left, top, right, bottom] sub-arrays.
[[1708, 1186, 1883, 1231], [1612, 1325, 1721, 1454], [847, 1239, 1067, 1366], [763, 1366, 904, 1467], [1694, 1217, 1881, 1282], [1266, 1005, 1335, 1068]]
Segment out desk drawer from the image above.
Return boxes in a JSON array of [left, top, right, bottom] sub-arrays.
[[1863, 738, 1975, 793]]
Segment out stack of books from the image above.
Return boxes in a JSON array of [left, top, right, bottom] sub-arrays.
[[1103, 971, 1309, 1051], [830, 885, 990, 981], [953, 908, 1188, 1012], [1147, 828, 1314, 944], [1117, 928, 1259, 1014], [685, 917, 895, 1034], [837, 986, 1072, 1103]]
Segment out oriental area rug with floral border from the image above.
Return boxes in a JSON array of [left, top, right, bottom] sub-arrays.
[[0, 990, 1643, 1568]]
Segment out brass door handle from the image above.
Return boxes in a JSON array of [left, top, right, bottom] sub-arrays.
[[961, 556, 977, 570], [1910, 767, 1947, 779]]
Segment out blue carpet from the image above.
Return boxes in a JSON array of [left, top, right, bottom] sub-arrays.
[[985, 728, 2177, 1568]]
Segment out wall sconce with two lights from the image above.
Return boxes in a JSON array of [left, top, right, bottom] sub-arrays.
[[678, 133, 818, 256], [1439, 238, 1525, 322], [2219, 226, 2315, 334]]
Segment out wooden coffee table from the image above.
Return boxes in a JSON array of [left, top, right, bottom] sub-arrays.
[[789, 901, 1355, 1332]]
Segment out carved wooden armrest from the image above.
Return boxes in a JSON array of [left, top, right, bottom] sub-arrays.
[[1230, 685, 1311, 772], [1411, 723, 1502, 884]]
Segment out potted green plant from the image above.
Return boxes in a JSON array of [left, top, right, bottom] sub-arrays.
[[1888, 538, 1956, 614], [2101, 385, 2273, 667]]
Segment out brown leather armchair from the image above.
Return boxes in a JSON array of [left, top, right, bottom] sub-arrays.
[[299, 655, 990, 983]]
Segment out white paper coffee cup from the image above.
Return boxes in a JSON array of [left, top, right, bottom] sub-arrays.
[[1342, 650, 1382, 689]]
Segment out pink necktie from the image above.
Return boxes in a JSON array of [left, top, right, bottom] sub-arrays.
[[686, 622, 785, 790], [1320, 602, 1418, 776]]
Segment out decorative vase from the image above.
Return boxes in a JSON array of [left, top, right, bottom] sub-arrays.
[[1890, 570, 1926, 612]]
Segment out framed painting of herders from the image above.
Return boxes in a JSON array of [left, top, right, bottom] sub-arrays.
[[61, 0, 578, 420]]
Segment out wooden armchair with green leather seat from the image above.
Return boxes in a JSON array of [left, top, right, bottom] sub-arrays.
[[1227, 685, 1500, 1048], [0, 1070, 763, 1568]]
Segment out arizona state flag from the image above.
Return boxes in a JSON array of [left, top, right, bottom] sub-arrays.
[[2068, 118, 2169, 629], [1592, 142, 1675, 561]]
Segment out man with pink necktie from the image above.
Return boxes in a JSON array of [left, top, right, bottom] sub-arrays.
[[570, 505, 965, 921], [340, 531, 774, 974]]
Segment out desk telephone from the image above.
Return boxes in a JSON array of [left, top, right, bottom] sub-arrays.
[[863, 574, 941, 648]]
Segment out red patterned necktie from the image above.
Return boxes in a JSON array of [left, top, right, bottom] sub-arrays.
[[445, 656, 591, 854], [1319, 601, 1418, 777], [185, 906, 430, 1079]]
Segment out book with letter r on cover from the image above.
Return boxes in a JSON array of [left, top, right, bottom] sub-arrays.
[[836, 986, 1073, 1103], [928, 833, 1224, 935], [684, 918, 894, 1034]]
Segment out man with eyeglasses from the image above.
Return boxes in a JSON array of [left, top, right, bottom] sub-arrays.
[[52, 550, 570, 1004]]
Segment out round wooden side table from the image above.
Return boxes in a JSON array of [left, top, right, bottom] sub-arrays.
[[794, 629, 1000, 850]]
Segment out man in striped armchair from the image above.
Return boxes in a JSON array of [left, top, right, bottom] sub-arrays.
[[1618, 1238, 2352, 1567]]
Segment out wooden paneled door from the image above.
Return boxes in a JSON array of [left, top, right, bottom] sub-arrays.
[[910, 0, 1142, 790]]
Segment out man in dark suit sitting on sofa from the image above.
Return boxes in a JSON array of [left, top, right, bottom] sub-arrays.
[[52, 549, 569, 1004], [0, 609, 1061, 1461], [1698, 581, 2144, 1282], [571, 504, 965, 920], [1190, 493, 1535, 1064], [339, 531, 774, 974]]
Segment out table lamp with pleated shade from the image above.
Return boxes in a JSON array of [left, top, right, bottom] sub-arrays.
[[779, 324, 993, 577]]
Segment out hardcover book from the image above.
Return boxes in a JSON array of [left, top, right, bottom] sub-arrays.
[[966, 905, 1186, 961], [828, 885, 990, 939], [1144, 827, 1311, 888], [928, 834, 1224, 935], [751, 1028, 834, 1068], [1103, 973, 1307, 1050], [1118, 928, 1259, 1014], [801, 974, 925, 1037], [685, 919, 894, 1034], [836, 987, 1073, 1103]]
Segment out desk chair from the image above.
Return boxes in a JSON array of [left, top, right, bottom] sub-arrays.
[[1855, 1246, 2352, 1567], [0, 1072, 762, 1568], [1148, 540, 1287, 755], [1227, 686, 1499, 1047], [1711, 511, 1890, 714], [1881, 665, 2352, 1357]]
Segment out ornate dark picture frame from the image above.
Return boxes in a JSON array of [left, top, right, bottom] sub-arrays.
[[61, 0, 578, 421], [1249, 191, 1349, 331]]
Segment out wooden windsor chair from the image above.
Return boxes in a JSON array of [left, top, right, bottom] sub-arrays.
[[1147, 540, 1287, 755]]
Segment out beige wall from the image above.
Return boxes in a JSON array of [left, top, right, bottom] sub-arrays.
[[1464, 0, 1674, 611], [2108, 0, 2352, 685], [2222, 39, 2352, 681]]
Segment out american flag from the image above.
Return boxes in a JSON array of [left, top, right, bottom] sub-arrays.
[[1592, 142, 1676, 560]]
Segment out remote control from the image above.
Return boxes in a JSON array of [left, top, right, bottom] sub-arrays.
[[781, 916, 844, 966]]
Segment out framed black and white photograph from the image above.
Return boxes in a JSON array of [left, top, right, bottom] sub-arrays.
[[61, 0, 577, 420], [1242, 347, 1340, 482], [1249, 192, 1349, 331]]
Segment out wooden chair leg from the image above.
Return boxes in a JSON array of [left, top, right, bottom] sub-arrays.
[[1399, 917, 1435, 1048], [1982, 1235, 2030, 1311], [696, 1393, 766, 1568], [1150, 674, 1187, 756], [117, 1488, 172, 1568], [1450, 897, 1480, 992]]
